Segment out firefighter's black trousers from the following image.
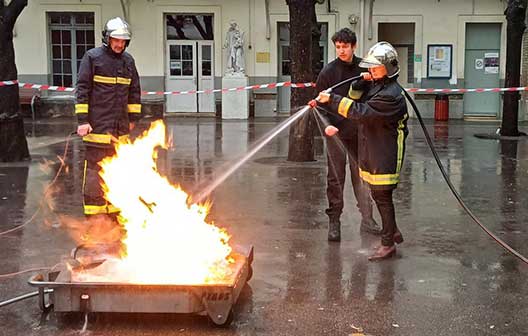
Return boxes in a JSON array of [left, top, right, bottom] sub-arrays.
[[82, 146, 118, 216], [325, 136, 373, 221], [371, 188, 398, 246]]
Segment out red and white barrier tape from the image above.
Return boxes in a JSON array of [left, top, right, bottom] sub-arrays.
[[0, 80, 313, 94], [406, 87, 528, 93], [141, 81, 314, 96], [1, 79, 528, 95], [0, 80, 76, 92], [0, 80, 18, 87]]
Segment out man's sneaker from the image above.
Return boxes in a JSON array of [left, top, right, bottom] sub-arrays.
[[328, 219, 341, 242], [360, 218, 382, 235]]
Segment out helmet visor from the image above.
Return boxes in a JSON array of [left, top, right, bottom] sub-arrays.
[[109, 27, 131, 40], [359, 54, 382, 68]]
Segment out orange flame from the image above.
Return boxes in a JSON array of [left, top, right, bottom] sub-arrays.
[[73, 120, 233, 284]]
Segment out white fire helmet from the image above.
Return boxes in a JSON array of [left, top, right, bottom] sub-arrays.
[[102, 17, 132, 46], [359, 41, 400, 78]]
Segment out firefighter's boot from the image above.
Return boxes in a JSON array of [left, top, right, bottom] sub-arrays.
[[368, 245, 396, 261]]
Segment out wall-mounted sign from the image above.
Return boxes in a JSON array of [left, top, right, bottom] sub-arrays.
[[256, 52, 270, 63], [484, 52, 499, 74], [427, 44, 452, 79], [414, 54, 422, 63], [475, 58, 484, 70]]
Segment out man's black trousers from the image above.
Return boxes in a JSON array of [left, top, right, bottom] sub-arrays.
[[325, 136, 373, 221]]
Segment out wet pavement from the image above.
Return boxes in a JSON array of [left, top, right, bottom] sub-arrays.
[[1, 117, 528, 335]]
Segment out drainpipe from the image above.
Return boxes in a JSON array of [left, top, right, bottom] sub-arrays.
[[265, 0, 271, 40], [359, 0, 365, 55], [248, 0, 252, 49], [367, 0, 374, 40], [120, 0, 129, 22]]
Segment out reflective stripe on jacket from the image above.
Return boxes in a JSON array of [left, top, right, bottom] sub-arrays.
[[75, 45, 141, 147], [329, 79, 409, 187]]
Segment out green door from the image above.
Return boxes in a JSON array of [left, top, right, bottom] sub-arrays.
[[464, 23, 501, 116]]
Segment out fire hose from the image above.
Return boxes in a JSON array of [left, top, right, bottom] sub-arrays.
[[0, 132, 76, 307], [1, 76, 527, 309], [0, 289, 53, 308], [0, 132, 76, 308], [0, 131, 77, 238], [312, 75, 528, 265], [399, 85, 528, 265]]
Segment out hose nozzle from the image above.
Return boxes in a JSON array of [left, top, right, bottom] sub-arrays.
[[309, 88, 333, 108]]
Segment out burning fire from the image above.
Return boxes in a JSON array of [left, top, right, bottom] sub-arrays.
[[73, 120, 234, 284]]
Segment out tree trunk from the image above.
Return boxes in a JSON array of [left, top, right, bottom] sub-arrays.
[[0, 0, 29, 162], [500, 0, 527, 136], [310, 7, 322, 138], [286, 0, 316, 162], [311, 9, 322, 80]]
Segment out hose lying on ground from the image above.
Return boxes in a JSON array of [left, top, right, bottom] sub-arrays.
[[399, 84, 528, 265], [0, 131, 77, 237], [0, 289, 53, 308]]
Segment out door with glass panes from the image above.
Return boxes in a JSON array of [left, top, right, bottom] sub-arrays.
[[165, 41, 214, 113], [165, 14, 215, 113]]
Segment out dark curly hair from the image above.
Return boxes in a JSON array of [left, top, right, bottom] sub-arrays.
[[331, 28, 357, 45]]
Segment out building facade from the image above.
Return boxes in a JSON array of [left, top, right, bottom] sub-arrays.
[[12, 0, 527, 119]]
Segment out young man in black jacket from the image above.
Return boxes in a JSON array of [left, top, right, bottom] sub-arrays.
[[315, 28, 381, 242], [316, 41, 409, 261]]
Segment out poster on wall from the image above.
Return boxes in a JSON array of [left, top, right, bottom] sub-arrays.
[[427, 44, 452, 79], [484, 52, 499, 74]]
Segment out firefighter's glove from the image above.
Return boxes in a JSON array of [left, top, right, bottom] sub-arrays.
[[325, 125, 339, 137], [316, 91, 331, 104], [361, 72, 373, 81], [77, 123, 93, 137]]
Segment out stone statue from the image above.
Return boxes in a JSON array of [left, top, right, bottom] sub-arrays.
[[223, 20, 245, 76]]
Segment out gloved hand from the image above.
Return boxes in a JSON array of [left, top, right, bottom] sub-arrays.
[[309, 88, 333, 107], [361, 72, 373, 81], [77, 123, 93, 136], [316, 91, 331, 104], [325, 125, 339, 137]]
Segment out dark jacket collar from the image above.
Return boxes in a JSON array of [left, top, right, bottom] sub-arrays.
[[368, 77, 398, 97], [336, 55, 361, 67], [103, 44, 123, 58]]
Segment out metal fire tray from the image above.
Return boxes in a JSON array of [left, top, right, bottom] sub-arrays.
[[29, 244, 253, 326]]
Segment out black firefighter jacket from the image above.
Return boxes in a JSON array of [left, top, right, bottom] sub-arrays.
[[327, 78, 409, 188], [75, 45, 141, 147]]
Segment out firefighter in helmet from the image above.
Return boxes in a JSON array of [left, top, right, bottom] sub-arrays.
[[316, 41, 409, 261], [75, 17, 142, 219]]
